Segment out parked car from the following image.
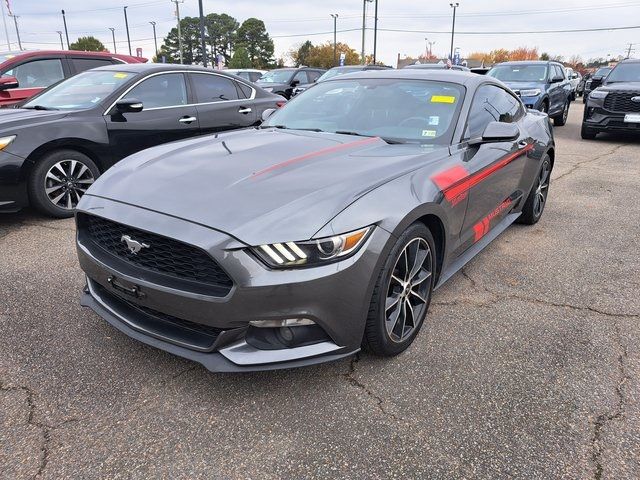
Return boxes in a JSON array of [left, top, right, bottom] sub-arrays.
[[470, 67, 491, 75], [404, 63, 470, 72], [0, 50, 146, 107], [292, 64, 392, 96], [487, 60, 572, 126], [581, 58, 640, 139], [224, 68, 266, 83], [0, 63, 284, 217], [76, 70, 554, 372], [565, 67, 581, 100], [583, 66, 613, 103], [576, 72, 591, 97], [255, 67, 326, 99]]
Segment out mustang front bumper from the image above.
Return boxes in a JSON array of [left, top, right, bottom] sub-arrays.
[[76, 195, 391, 372]]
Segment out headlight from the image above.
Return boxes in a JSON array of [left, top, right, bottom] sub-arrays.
[[262, 86, 273, 92], [0, 135, 16, 150], [519, 89, 541, 97], [253, 226, 372, 268], [589, 89, 608, 99]]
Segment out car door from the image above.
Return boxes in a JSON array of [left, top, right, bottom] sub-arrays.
[[0, 57, 67, 106], [188, 72, 257, 135], [548, 64, 566, 114], [68, 56, 118, 75], [104, 72, 199, 160], [458, 84, 531, 248]]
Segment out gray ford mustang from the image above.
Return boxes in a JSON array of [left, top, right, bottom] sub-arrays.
[[76, 70, 554, 372]]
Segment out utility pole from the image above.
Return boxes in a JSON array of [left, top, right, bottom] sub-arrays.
[[372, 0, 379, 64], [123, 6, 132, 55], [10, 15, 21, 50], [149, 22, 157, 58], [429, 40, 436, 58], [330, 14, 338, 67], [197, 0, 207, 67], [361, 0, 372, 64], [109, 28, 116, 53], [625, 43, 636, 59], [449, 2, 459, 61], [171, 0, 184, 64], [0, 0, 10, 50], [56, 30, 64, 49], [61, 10, 70, 49]]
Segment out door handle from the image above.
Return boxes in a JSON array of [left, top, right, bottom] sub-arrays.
[[238, 107, 252, 114], [179, 116, 197, 124]]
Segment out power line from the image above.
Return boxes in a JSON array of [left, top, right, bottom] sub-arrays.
[[377, 25, 640, 35]]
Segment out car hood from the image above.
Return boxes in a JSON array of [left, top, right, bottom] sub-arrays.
[[600, 82, 640, 92], [500, 81, 545, 92], [0, 108, 69, 130], [85, 129, 448, 245]]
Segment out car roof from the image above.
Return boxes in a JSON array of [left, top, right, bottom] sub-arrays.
[[324, 68, 501, 89], [0, 49, 145, 64], [92, 63, 224, 74], [619, 58, 640, 64], [495, 60, 559, 66]]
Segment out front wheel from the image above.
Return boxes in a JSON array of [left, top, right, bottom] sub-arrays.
[[363, 223, 436, 356], [553, 100, 569, 126], [28, 149, 100, 218], [517, 154, 551, 225], [581, 123, 597, 140]]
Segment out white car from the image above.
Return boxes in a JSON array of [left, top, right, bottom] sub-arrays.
[[224, 68, 267, 83], [564, 67, 581, 99]]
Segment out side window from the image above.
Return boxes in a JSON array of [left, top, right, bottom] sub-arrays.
[[123, 73, 187, 109], [2, 59, 64, 88], [237, 72, 250, 81], [236, 82, 254, 99], [553, 65, 564, 80], [249, 72, 263, 83], [307, 70, 322, 82], [191, 73, 239, 103], [465, 85, 522, 139], [71, 58, 115, 73], [293, 71, 308, 84]]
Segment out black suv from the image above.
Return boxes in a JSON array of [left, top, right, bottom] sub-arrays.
[[255, 67, 326, 99], [581, 59, 640, 139], [583, 66, 612, 103]]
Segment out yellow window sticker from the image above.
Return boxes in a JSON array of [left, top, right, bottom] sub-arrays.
[[422, 130, 437, 137], [114, 73, 129, 79], [431, 95, 456, 104]]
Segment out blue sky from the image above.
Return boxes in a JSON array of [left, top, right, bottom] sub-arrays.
[[3, 0, 638, 65]]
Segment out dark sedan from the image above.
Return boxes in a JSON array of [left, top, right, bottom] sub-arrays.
[[255, 67, 326, 99], [0, 63, 284, 217], [292, 64, 392, 96], [76, 70, 555, 372]]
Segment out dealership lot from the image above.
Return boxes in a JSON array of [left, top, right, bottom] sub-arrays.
[[1, 102, 639, 478]]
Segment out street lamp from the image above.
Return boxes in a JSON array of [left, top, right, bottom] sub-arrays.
[[449, 2, 459, 61], [361, 0, 373, 64], [56, 30, 64, 50], [149, 22, 158, 59], [330, 14, 338, 67], [108, 27, 116, 53], [123, 6, 132, 55]]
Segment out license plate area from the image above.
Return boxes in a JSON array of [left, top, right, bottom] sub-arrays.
[[624, 113, 640, 123]]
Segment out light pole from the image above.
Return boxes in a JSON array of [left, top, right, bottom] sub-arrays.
[[197, 0, 207, 67], [108, 27, 116, 53], [171, 0, 184, 64], [372, 0, 379, 64], [56, 31, 64, 49], [361, 0, 373, 64], [330, 14, 338, 66], [0, 0, 10, 50], [149, 22, 157, 59], [61, 9, 70, 49], [10, 15, 21, 50], [449, 2, 459, 61], [123, 6, 132, 55], [429, 40, 436, 58]]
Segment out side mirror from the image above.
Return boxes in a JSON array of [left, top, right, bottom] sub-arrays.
[[114, 98, 143, 114], [469, 121, 520, 146], [261, 108, 276, 122], [290, 79, 300, 87], [550, 75, 564, 83], [0, 75, 19, 90]]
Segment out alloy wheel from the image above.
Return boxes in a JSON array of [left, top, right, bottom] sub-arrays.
[[385, 238, 432, 343], [44, 159, 95, 210], [562, 102, 569, 122], [533, 161, 550, 218]]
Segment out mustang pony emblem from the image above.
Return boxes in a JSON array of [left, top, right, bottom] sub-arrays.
[[121, 235, 150, 254], [631, 96, 640, 103]]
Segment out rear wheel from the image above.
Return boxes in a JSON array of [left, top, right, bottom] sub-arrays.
[[581, 123, 597, 140], [28, 149, 99, 218], [553, 100, 569, 126], [363, 223, 436, 356], [518, 154, 551, 225]]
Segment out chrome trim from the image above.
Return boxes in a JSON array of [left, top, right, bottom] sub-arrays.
[[103, 70, 256, 116], [219, 339, 342, 366]]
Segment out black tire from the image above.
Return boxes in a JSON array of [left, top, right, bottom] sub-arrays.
[[539, 101, 549, 114], [517, 154, 551, 225], [28, 149, 100, 218], [583, 95, 588, 104], [581, 123, 597, 140], [552, 100, 569, 126], [363, 223, 436, 356]]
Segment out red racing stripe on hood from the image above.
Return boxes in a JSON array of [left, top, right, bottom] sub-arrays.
[[251, 136, 380, 178]]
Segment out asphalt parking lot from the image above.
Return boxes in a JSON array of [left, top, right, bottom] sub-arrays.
[[1, 101, 639, 479]]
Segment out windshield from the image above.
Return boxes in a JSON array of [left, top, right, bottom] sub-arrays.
[[264, 78, 465, 145], [317, 68, 361, 82], [604, 64, 639, 83], [488, 65, 548, 82], [595, 67, 612, 77], [257, 70, 294, 83], [23, 70, 135, 110]]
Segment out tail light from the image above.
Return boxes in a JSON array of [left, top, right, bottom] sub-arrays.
[[276, 100, 286, 108]]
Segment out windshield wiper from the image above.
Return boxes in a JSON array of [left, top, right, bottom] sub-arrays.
[[334, 130, 373, 138], [23, 105, 58, 111], [263, 125, 325, 132]]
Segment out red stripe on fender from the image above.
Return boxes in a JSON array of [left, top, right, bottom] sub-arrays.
[[251, 136, 380, 178], [472, 198, 514, 243], [473, 222, 485, 241], [437, 144, 534, 203], [431, 165, 469, 190]]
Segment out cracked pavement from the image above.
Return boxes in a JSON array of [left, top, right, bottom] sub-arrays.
[[1, 102, 639, 479]]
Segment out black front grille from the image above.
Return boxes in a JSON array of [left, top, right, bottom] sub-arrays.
[[79, 213, 233, 292], [127, 300, 225, 338], [604, 91, 640, 112]]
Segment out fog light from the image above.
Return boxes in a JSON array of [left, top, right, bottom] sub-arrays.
[[249, 318, 315, 328]]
